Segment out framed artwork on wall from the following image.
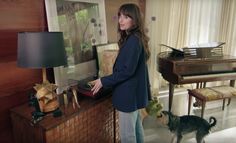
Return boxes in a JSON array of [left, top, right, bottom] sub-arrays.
[[45, 0, 107, 92], [95, 43, 118, 77]]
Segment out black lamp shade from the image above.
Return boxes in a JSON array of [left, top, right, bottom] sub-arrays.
[[17, 32, 67, 68]]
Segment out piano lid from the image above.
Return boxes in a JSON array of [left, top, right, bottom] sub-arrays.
[[160, 44, 184, 58]]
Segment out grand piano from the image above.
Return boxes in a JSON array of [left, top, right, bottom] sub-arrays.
[[157, 42, 236, 111]]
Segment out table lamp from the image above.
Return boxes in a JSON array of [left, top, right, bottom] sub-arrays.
[[17, 32, 67, 114]]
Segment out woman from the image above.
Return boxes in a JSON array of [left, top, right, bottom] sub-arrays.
[[91, 3, 151, 143]]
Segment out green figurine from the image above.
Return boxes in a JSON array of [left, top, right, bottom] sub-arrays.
[[145, 97, 163, 117]]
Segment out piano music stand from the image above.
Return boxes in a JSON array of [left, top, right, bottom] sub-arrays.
[[183, 42, 225, 59]]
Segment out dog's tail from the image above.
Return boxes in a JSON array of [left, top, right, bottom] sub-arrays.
[[209, 116, 217, 129]]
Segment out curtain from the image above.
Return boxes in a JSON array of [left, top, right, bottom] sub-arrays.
[[186, 0, 223, 44], [219, 0, 236, 55], [146, 0, 236, 93], [145, 0, 189, 94]]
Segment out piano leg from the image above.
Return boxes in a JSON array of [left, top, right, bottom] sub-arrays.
[[169, 83, 174, 112], [230, 80, 235, 87], [188, 94, 192, 115], [228, 80, 235, 106]]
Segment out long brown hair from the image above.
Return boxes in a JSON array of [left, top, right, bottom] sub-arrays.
[[117, 3, 150, 60]]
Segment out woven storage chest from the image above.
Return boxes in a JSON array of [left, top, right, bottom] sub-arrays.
[[11, 96, 119, 143]]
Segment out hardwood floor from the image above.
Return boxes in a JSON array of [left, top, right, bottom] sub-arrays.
[[143, 87, 236, 143]]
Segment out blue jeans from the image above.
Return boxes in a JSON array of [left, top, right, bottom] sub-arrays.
[[118, 110, 144, 143]]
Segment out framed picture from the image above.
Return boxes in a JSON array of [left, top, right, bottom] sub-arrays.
[[95, 43, 119, 77], [45, 0, 107, 92]]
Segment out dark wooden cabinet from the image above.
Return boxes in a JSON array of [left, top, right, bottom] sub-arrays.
[[11, 96, 119, 143]]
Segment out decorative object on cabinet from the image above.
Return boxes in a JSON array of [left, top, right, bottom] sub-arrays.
[[17, 32, 67, 123], [45, 0, 108, 93]]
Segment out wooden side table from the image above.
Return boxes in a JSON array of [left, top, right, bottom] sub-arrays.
[[11, 95, 119, 143]]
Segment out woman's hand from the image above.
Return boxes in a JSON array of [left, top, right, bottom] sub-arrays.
[[89, 78, 103, 95]]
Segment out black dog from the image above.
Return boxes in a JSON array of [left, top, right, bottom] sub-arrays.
[[159, 111, 217, 143]]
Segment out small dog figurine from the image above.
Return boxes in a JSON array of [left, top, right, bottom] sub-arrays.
[[159, 111, 217, 143]]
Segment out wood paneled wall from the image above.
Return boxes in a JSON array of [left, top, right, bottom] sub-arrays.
[[0, 0, 47, 142]]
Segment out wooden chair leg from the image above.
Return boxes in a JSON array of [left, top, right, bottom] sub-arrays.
[[188, 94, 192, 115], [222, 99, 225, 110], [227, 98, 231, 106], [201, 101, 206, 118]]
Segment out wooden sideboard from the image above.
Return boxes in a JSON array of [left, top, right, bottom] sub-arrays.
[[10, 95, 119, 143]]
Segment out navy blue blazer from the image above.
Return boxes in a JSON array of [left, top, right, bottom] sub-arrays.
[[101, 34, 151, 112]]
